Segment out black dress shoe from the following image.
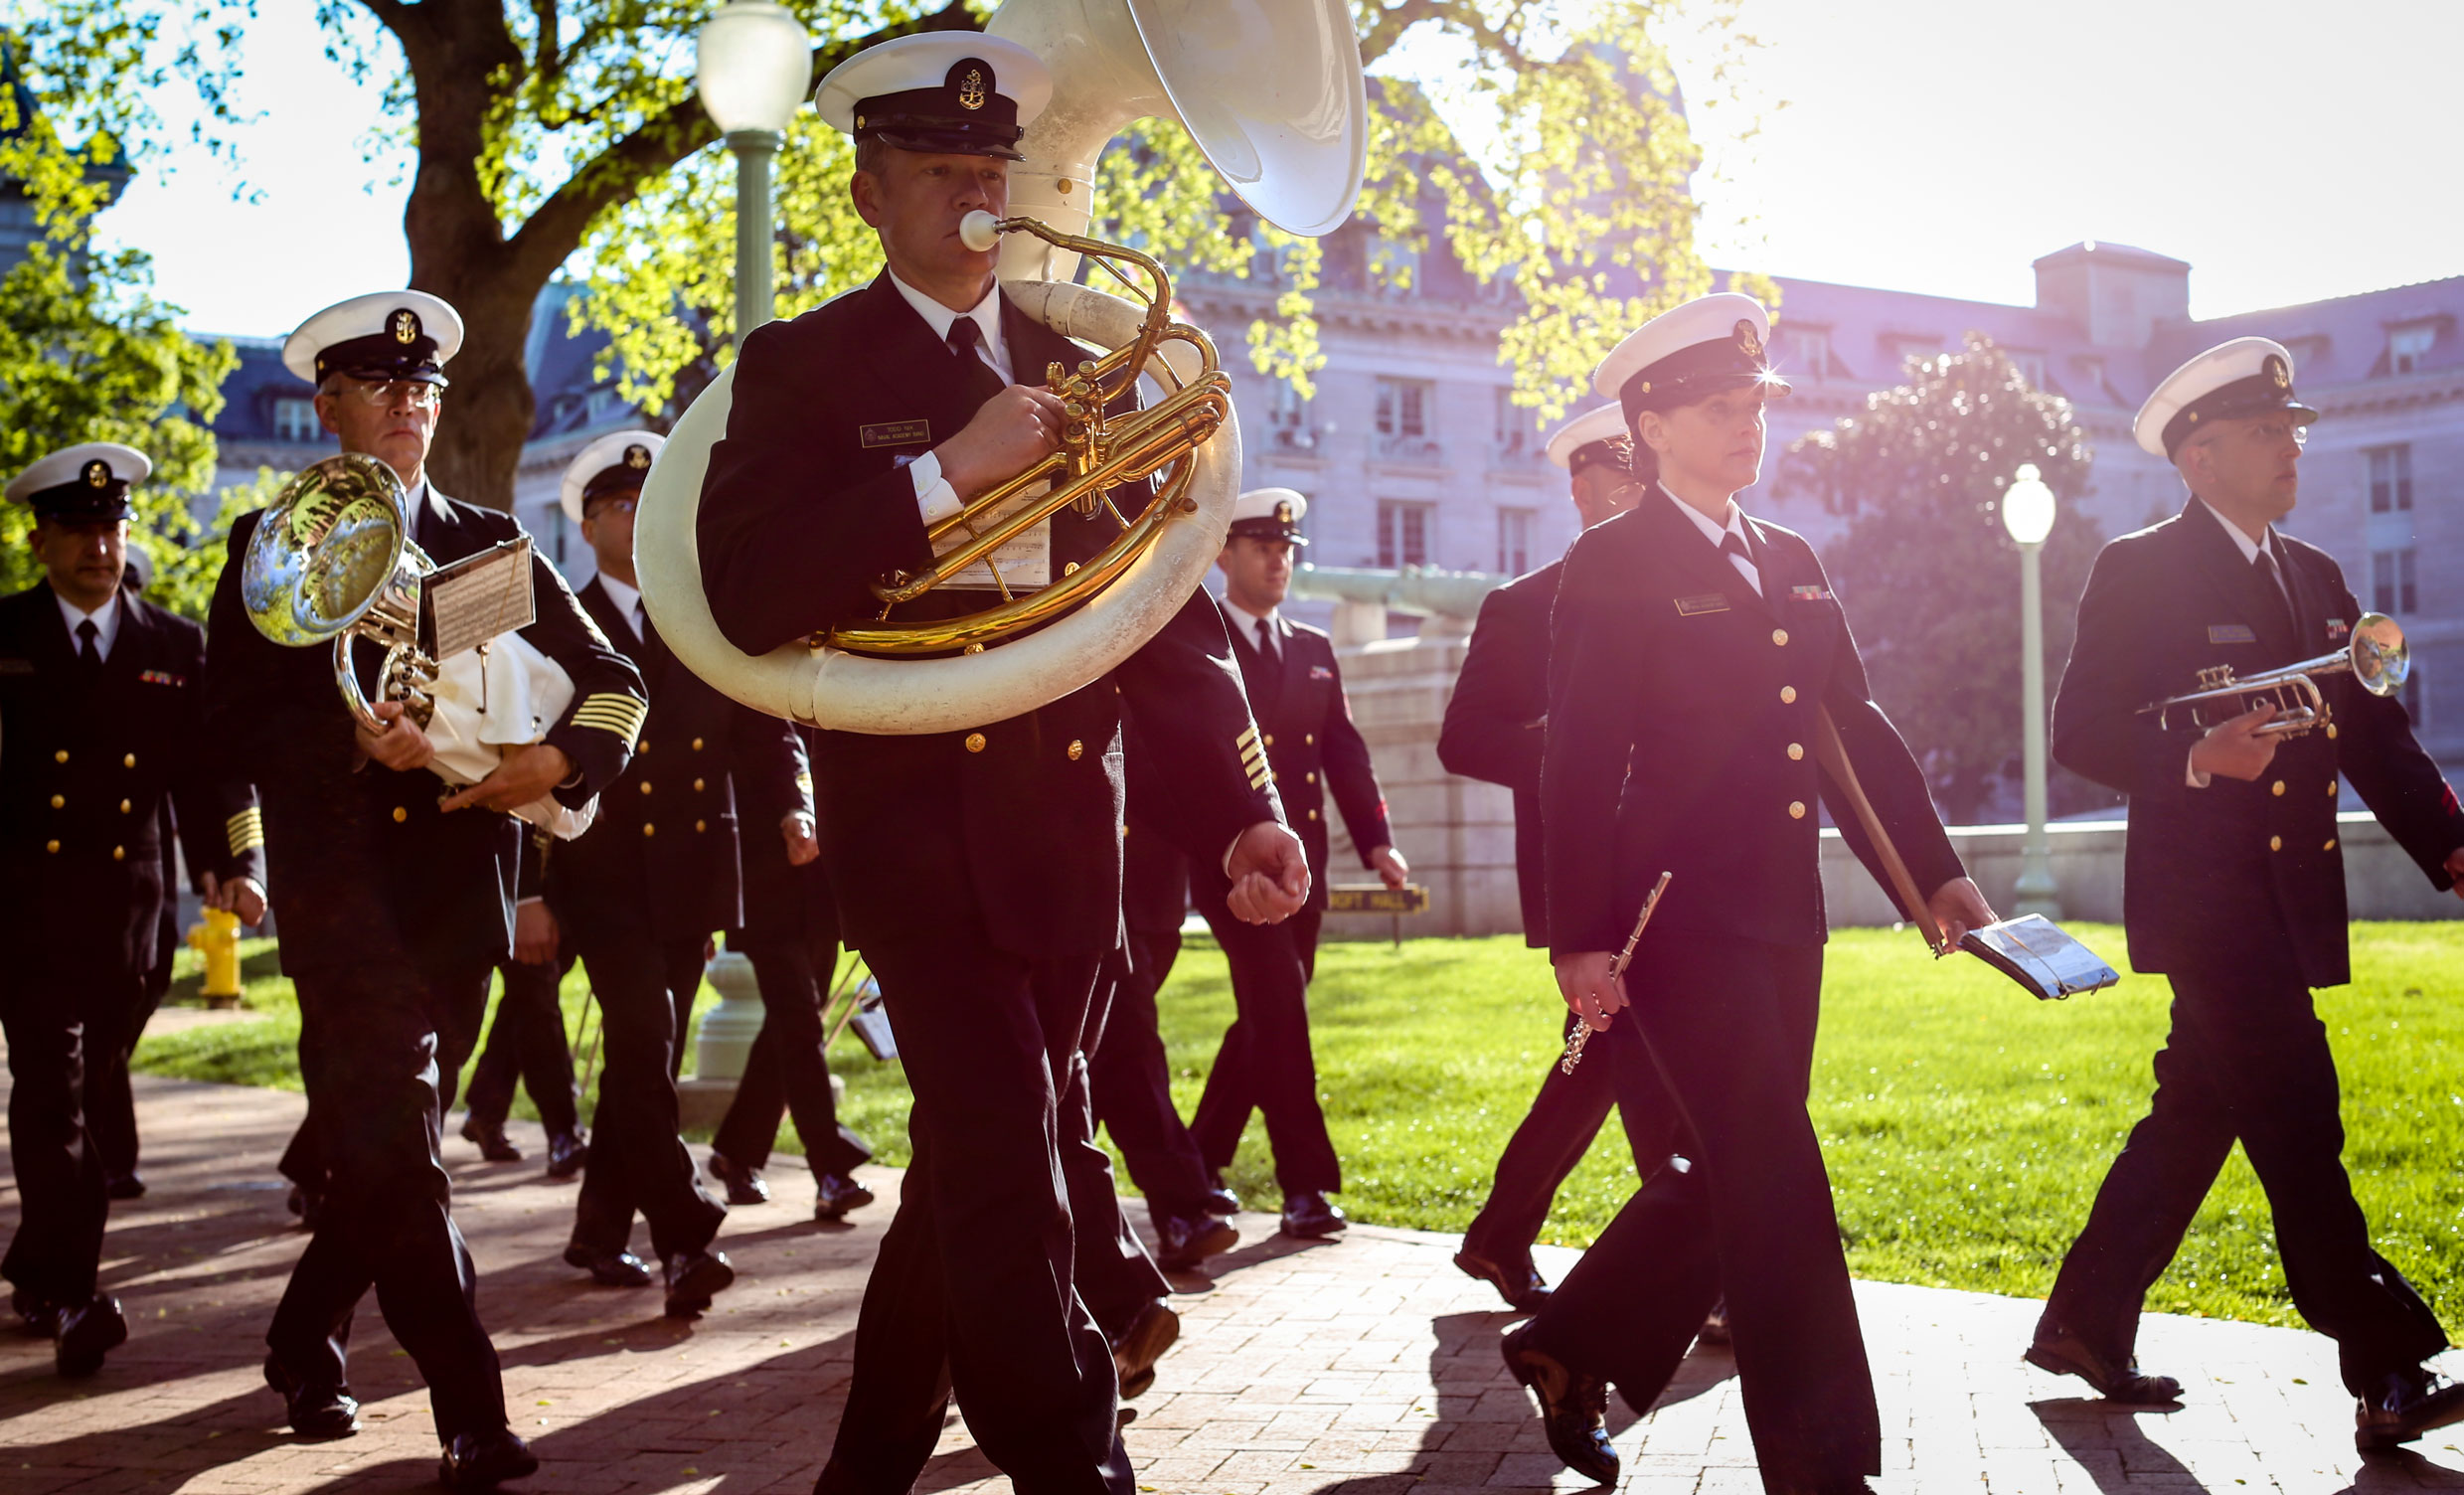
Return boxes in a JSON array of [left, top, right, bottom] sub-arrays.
[[1202, 1185, 1242, 1217], [439, 1426, 539, 1488], [1698, 1296, 1731, 1346], [460, 1116, 523, 1163], [264, 1353, 360, 1436], [12, 1287, 64, 1337], [545, 1130, 586, 1179], [663, 1249, 736, 1318], [2357, 1368, 2464, 1451], [1279, 1191, 1347, 1239], [2024, 1323, 2182, 1403], [1453, 1247, 1551, 1312], [707, 1152, 769, 1206], [1153, 1209, 1238, 1271], [54, 1295, 126, 1378], [1110, 1298, 1180, 1400], [1500, 1323, 1618, 1485], [562, 1244, 654, 1287], [814, 1171, 875, 1221], [104, 1172, 147, 1201]]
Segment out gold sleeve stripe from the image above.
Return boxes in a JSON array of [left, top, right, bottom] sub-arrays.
[[570, 693, 650, 738], [1235, 725, 1260, 749], [226, 808, 265, 856], [795, 772, 815, 794], [1239, 741, 1268, 769]]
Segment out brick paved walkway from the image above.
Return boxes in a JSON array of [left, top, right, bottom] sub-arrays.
[[7, 1069, 2464, 1493]]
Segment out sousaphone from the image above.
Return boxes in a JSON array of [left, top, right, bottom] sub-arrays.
[[634, 0, 1367, 735]]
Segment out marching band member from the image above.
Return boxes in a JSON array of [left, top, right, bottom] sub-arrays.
[[206, 291, 642, 1486], [2032, 338, 2464, 1450], [694, 33, 1308, 1494], [0, 443, 264, 1378], [1512, 292, 1992, 1493]]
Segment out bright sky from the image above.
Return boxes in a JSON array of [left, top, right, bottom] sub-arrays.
[[95, 0, 2464, 336]]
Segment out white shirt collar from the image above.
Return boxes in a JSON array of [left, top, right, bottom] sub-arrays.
[[1659, 482, 1748, 549], [888, 269, 1010, 384], [2196, 497, 2274, 565], [55, 584, 121, 660], [1223, 597, 1279, 653], [399, 477, 453, 531], [594, 571, 644, 639]]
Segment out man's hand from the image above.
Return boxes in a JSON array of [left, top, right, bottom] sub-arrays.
[[440, 743, 576, 814], [514, 899, 560, 964], [1554, 950, 1625, 1033], [1369, 844, 1410, 892], [2189, 703, 2281, 782], [782, 810, 820, 867], [201, 871, 267, 927], [2446, 847, 2464, 903], [355, 699, 436, 773], [1926, 876, 1997, 949], [934, 386, 1069, 501], [1226, 820, 1310, 924]]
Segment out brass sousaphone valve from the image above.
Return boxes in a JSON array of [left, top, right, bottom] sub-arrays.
[[2142, 611, 2409, 739]]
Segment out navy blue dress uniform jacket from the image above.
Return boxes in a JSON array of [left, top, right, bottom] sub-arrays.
[[2052, 500, 2464, 988], [1437, 561, 1558, 947], [206, 491, 644, 978], [696, 272, 1280, 960], [544, 577, 808, 948], [0, 584, 263, 973], [1224, 606, 1391, 910], [1544, 496, 1964, 954]]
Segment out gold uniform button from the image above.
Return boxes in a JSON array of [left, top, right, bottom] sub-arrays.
[[2268, 835, 2282, 852], [693, 777, 706, 792], [2271, 780, 2285, 796], [2324, 837, 2339, 852], [696, 819, 708, 833], [49, 793, 64, 809], [965, 733, 986, 753], [692, 737, 706, 751], [1772, 628, 1789, 647], [393, 806, 409, 823], [1068, 740, 1083, 760], [639, 780, 653, 795], [2328, 780, 2339, 797], [2326, 723, 2339, 740], [54, 749, 67, 763], [1779, 686, 1798, 705], [642, 823, 656, 837], [1263, 734, 1275, 748], [119, 799, 131, 814], [1789, 801, 1807, 820], [112, 846, 125, 862], [1305, 733, 1315, 746], [1307, 808, 1319, 820], [45, 839, 59, 854], [1787, 743, 1804, 761], [637, 738, 649, 752], [123, 753, 135, 768], [1305, 771, 1317, 784]]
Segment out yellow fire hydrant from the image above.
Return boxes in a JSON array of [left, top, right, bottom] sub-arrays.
[[187, 908, 244, 1009]]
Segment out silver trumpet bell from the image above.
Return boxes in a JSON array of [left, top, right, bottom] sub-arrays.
[[240, 452, 438, 734]]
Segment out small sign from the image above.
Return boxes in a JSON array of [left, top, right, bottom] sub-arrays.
[[1675, 593, 1730, 616], [862, 419, 932, 448], [1327, 884, 1429, 915], [2207, 623, 2257, 645], [426, 535, 537, 661]]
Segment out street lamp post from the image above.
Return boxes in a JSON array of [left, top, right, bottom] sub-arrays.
[[696, 1, 814, 338], [2003, 463, 2060, 919]]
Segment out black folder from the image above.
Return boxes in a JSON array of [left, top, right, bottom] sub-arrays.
[[1958, 914, 2122, 1001]]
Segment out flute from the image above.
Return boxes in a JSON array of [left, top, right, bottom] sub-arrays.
[[1559, 871, 1673, 1076]]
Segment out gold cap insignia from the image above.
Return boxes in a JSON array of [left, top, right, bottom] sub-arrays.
[[958, 66, 986, 111], [624, 443, 651, 469], [1734, 319, 1763, 360], [2265, 354, 2289, 391], [392, 309, 419, 344], [83, 460, 109, 488], [1274, 501, 1293, 524]]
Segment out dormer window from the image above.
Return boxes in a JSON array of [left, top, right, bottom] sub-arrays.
[[273, 398, 320, 444], [1781, 327, 1830, 383], [2390, 323, 2436, 375]]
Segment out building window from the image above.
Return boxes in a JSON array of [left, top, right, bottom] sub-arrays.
[[273, 398, 320, 443], [1782, 327, 1829, 383], [2009, 352, 2048, 389], [1376, 377, 1430, 438], [1497, 506, 1533, 576], [2371, 549, 2417, 614], [1493, 388, 1531, 459], [1268, 379, 1315, 450], [1378, 499, 1433, 569], [2368, 444, 2413, 512], [2390, 324, 2436, 375]]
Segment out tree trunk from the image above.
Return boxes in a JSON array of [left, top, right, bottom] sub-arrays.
[[418, 260, 544, 510]]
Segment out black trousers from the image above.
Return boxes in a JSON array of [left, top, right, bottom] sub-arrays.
[[1463, 1009, 1690, 1267], [1521, 934, 1877, 1492], [2043, 945, 2446, 1396], [1188, 905, 1341, 1196], [267, 962, 508, 1441], [281, 969, 487, 1194], [711, 915, 871, 1178], [463, 950, 581, 1137], [90, 899, 177, 1184], [1087, 929, 1218, 1215], [570, 929, 725, 1260], [816, 931, 1131, 1495], [1, 974, 130, 1305], [1068, 978, 1172, 1338]]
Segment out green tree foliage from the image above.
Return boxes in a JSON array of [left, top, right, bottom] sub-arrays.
[[1780, 334, 2111, 824], [8, 0, 1760, 504]]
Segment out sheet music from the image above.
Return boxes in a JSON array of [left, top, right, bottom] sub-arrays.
[[426, 536, 537, 660]]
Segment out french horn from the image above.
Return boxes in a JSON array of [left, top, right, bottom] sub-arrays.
[[633, 0, 1367, 735]]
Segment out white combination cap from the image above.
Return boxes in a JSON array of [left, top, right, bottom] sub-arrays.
[[281, 289, 465, 386], [2134, 336, 2317, 459], [560, 429, 667, 525]]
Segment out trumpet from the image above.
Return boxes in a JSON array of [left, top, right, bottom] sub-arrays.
[[2140, 611, 2408, 739]]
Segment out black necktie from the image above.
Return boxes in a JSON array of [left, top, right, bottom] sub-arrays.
[[76, 618, 100, 672], [1254, 617, 1274, 660], [1719, 531, 1760, 593], [2254, 547, 2296, 640], [947, 317, 1005, 405]]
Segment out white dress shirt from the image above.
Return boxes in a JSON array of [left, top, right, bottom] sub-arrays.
[[1659, 482, 1761, 596], [55, 586, 120, 661], [594, 570, 646, 643], [1223, 597, 1279, 660], [891, 271, 1012, 528]]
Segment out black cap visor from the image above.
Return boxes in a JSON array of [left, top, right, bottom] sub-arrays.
[[2162, 373, 2319, 457]]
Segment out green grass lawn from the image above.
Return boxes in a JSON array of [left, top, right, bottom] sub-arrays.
[[139, 920, 2464, 1332]]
